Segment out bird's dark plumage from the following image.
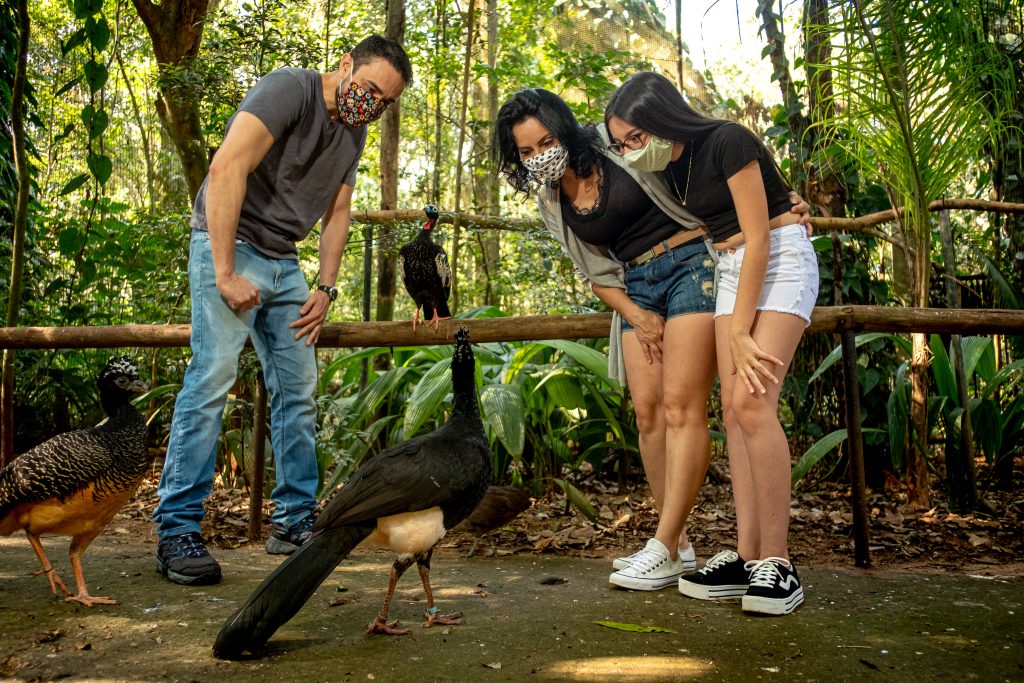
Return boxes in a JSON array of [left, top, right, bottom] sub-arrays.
[[214, 327, 491, 659], [455, 485, 532, 557], [0, 356, 150, 606], [398, 205, 452, 329]]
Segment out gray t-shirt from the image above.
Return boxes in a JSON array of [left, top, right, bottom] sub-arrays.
[[191, 67, 368, 259]]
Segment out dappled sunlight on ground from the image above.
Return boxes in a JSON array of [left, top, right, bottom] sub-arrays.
[[541, 654, 713, 680]]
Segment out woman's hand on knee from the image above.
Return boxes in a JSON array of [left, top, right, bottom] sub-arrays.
[[629, 310, 665, 364], [729, 332, 782, 394]]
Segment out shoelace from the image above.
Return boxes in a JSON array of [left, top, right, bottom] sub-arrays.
[[175, 532, 209, 558], [744, 557, 791, 589], [630, 547, 670, 573], [698, 550, 739, 576]]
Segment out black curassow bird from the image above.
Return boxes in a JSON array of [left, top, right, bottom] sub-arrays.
[[214, 326, 491, 659], [0, 356, 149, 606], [398, 204, 452, 330]]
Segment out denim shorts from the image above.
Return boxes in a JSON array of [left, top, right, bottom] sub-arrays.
[[714, 224, 819, 326], [621, 239, 716, 331]]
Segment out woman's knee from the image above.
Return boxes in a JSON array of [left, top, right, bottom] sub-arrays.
[[729, 392, 778, 433]]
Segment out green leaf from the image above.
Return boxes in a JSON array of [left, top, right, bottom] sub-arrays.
[[552, 478, 597, 521], [594, 621, 675, 634], [73, 0, 104, 19], [480, 384, 525, 457], [88, 109, 108, 140], [62, 28, 88, 56], [403, 357, 453, 437], [58, 228, 87, 256], [84, 60, 108, 92], [929, 334, 957, 406], [86, 16, 110, 52], [792, 429, 847, 483], [54, 76, 83, 99], [809, 333, 910, 383], [59, 173, 90, 195], [87, 152, 112, 184], [534, 367, 586, 410]]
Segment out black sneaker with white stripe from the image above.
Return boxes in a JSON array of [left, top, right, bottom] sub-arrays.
[[741, 557, 804, 615], [678, 550, 750, 600]]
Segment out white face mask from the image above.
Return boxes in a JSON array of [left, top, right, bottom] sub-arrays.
[[522, 145, 570, 183], [622, 135, 674, 173]]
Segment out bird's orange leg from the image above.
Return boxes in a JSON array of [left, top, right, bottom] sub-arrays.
[[367, 558, 413, 636], [25, 532, 71, 598], [417, 556, 462, 628], [427, 313, 451, 328], [65, 536, 116, 607], [411, 307, 421, 331]]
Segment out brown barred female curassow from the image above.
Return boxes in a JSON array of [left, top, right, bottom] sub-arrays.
[[0, 356, 149, 606], [214, 327, 491, 659]]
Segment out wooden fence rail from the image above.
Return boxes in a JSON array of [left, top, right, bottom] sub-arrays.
[[1, 306, 1022, 566], [1, 306, 1023, 349]]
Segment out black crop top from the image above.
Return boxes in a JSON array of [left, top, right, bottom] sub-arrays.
[[561, 154, 680, 262], [663, 122, 792, 243]]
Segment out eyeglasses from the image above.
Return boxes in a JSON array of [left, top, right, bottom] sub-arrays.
[[607, 131, 648, 156]]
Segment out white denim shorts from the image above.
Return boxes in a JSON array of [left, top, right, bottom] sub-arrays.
[[714, 224, 820, 326]]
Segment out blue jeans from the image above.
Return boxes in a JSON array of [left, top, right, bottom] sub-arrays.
[[154, 232, 319, 538], [621, 239, 716, 331]]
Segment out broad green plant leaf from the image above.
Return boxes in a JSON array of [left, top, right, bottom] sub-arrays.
[[809, 332, 911, 384], [791, 428, 885, 483], [403, 357, 453, 437], [552, 477, 597, 521], [85, 16, 110, 52], [83, 59, 108, 92], [59, 173, 89, 196], [480, 384, 525, 458], [87, 152, 112, 185], [534, 367, 586, 410]]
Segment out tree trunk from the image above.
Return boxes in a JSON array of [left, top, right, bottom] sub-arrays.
[[373, 0, 405, 372], [450, 0, 477, 314], [758, 0, 809, 188], [1, 0, 30, 467], [906, 204, 933, 507], [131, 0, 212, 202]]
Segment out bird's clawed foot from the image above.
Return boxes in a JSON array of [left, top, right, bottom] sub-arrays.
[[367, 617, 410, 636], [428, 315, 451, 329], [66, 594, 117, 608], [411, 309, 421, 331], [33, 566, 71, 597], [422, 607, 463, 628]]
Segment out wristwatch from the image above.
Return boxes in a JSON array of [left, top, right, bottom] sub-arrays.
[[316, 284, 338, 301]]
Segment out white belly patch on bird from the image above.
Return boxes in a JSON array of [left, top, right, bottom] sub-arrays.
[[363, 507, 446, 556]]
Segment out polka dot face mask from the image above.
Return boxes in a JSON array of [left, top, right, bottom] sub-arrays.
[[522, 144, 569, 183]]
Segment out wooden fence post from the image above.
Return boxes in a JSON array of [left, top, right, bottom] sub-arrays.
[[247, 371, 267, 542]]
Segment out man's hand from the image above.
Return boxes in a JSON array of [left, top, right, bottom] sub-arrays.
[[290, 290, 331, 345], [217, 273, 262, 312]]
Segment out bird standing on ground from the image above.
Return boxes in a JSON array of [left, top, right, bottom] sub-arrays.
[[0, 357, 150, 606], [398, 204, 452, 330], [213, 326, 491, 659]]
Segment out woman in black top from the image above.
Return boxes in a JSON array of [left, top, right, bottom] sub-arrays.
[[606, 72, 819, 616], [492, 89, 810, 593]]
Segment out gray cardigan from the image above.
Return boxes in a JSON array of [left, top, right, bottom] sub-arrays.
[[536, 125, 706, 383]]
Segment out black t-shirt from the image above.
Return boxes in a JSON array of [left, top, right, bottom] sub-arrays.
[[663, 122, 792, 243], [561, 155, 679, 262]]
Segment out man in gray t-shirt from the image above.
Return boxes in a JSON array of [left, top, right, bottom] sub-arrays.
[[154, 35, 413, 586]]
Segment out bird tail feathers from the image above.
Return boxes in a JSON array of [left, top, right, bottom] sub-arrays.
[[213, 522, 374, 659]]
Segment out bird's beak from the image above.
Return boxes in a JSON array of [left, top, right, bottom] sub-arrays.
[[129, 379, 149, 394]]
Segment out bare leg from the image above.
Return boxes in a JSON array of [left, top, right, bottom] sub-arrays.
[[654, 313, 716, 554], [66, 535, 116, 607], [26, 532, 71, 598], [417, 551, 462, 627], [367, 557, 415, 636]]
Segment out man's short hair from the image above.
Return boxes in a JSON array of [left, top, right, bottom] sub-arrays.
[[351, 35, 413, 86]]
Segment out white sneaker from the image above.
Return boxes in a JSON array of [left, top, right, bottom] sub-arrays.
[[613, 539, 697, 574], [609, 538, 685, 590]]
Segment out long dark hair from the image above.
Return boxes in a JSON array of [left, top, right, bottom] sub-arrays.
[[492, 88, 602, 197], [604, 71, 725, 144]]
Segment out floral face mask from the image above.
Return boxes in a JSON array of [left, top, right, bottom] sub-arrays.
[[336, 65, 388, 127]]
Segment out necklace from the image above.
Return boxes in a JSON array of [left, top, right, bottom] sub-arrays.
[[669, 143, 693, 206]]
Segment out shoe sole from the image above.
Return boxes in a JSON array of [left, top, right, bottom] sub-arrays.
[[265, 537, 301, 555], [678, 579, 748, 600], [609, 572, 684, 591], [741, 587, 805, 615], [155, 558, 221, 586]]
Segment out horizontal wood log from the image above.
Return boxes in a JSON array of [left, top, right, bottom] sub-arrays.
[[354, 198, 1024, 234], [1, 307, 1022, 349]]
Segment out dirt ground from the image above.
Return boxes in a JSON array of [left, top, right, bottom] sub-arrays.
[[1, 467, 1022, 682]]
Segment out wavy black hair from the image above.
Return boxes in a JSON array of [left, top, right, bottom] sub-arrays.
[[491, 88, 602, 198], [604, 71, 725, 144]]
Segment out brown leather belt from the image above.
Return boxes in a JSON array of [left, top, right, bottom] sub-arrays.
[[627, 228, 704, 267]]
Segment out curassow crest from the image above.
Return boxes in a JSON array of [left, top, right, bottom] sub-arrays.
[[214, 326, 491, 659], [398, 204, 452, 330], [0, 356, 150, 606]]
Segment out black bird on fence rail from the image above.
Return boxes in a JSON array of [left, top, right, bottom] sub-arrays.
[[398, 204, 452, 330], [213, 326, 491, 659], [0, 357, 150, 606]]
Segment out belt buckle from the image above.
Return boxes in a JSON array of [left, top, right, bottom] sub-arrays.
[[630, 247, 656, 267]]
